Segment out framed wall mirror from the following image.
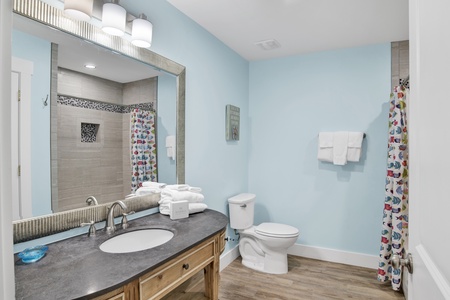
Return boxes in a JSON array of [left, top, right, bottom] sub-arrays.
[[12, 0, 185, 242]]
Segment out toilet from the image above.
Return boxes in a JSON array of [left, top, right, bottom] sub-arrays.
[[228, 193, 299, 274]]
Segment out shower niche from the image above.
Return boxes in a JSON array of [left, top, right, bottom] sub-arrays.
[[81, 122, 100, 143]]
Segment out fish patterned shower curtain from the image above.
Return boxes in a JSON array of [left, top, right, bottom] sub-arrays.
[[130, 108, 157, 193], [377, 86, 409, 291]]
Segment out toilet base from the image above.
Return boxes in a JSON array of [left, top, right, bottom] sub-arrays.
[[241, 251, 288, 274], [239, 236, 290, 274]]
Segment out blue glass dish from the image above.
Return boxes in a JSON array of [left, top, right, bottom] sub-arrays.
[[18, 245, 48, 264]]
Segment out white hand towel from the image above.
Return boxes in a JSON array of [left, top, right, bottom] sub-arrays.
[[347, 132, 364, 162], [142, 181, 167, 189], [160, 189, 204, 203], [318, 132, 333, 162], [333, 132, 349, 165], [165, 184, 190, 191], [135, 187, 161, 196], [166, 135, 176, 160]]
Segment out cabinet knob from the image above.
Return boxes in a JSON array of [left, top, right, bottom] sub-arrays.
[[183, 263, 189, 270]]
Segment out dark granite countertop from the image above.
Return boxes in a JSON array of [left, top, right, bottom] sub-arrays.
[[14, 209, 228, 300]]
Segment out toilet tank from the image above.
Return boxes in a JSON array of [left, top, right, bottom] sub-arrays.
[[228, 193, 255, 229]]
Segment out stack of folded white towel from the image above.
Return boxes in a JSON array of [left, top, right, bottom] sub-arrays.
[[131, 181, 167, 196], [133, 182, 208, 215], [318, 131, 364, 165]]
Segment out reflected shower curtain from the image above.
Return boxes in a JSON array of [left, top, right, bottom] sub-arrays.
[[378, 86, 409, 291], [130, 108, 157, 193]]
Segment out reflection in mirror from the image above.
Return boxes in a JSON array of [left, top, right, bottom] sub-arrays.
[[11, 13, 177, 219]]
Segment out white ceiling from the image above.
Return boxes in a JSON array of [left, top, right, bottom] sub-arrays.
[[13, 0, 409, 81], [13, 13, 160, 83], [167, 0, 409, 61]]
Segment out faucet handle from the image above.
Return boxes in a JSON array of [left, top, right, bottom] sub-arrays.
[[80, 221, 97, 237], [121, 211, 135, 229]]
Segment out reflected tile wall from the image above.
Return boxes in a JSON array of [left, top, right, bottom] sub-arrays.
[[55, 71, 156, 212]]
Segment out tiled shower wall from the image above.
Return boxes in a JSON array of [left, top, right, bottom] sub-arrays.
[[56, 68, 156, 212], [391, 41, 409, 89]]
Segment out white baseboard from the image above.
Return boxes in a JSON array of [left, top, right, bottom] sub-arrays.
[[220, 244, 240, 271], [288, 243, 378, 269]]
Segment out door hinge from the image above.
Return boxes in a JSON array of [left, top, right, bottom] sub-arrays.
[[18, 90, 21, 102], [18, 165, 21, 177]]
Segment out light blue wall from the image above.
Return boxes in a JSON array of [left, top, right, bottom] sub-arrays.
[[19, 0, 392, 258], [157, 73, 177, 184], [248, 44, 391, 255], [12, 30, 52, 217]]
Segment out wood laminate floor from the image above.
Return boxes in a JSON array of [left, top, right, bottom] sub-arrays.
[[163, 255, 405, 300]]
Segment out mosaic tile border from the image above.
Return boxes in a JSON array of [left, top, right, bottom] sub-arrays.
[[58, 95, 155, 113]]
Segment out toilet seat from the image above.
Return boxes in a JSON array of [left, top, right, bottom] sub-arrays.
[[255, 222, 299, 238]]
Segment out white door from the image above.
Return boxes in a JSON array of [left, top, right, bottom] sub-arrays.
[[11, 57, 33, 220], [408, 0, 450, 298]]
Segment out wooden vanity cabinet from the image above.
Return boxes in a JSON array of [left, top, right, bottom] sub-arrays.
[[94, 230, 225, 300]]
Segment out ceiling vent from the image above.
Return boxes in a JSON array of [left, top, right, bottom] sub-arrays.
[[254, 39, 281, 51]]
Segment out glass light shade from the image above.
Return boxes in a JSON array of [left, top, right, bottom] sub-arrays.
[[131, 18, 153, 48], [64, 0, 93, 22], [102, 3, 126, 36]]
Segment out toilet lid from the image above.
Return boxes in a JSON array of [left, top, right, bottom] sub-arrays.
[[255, 222, 299, 238]]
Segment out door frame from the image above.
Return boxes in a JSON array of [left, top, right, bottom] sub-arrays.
[[11, 56, 33, 220]]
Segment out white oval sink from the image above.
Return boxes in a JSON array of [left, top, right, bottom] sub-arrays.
[[99, 229, 174, 253]]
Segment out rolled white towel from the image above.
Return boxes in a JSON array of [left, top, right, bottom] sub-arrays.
[[159, 202, 208, 215], [160, 189, 204, 203], [135, 187, 161, 196], [142, 181, 167, 189], [165, 184, 190, 191], [159, 203, 170, 215], [188, 203, 208, 214]]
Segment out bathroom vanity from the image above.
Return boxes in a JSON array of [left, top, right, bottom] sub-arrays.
[[14, 209, 228, 300]]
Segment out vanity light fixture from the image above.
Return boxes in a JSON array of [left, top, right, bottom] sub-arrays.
[[102, 0, 126, 36], [64, 0, 94, 22], [131, 14, 153, 48]]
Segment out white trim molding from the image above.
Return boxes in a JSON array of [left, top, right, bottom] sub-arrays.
[[220, 244, 240, 272], [288, 243, 379, 270], [11, 57, 33, 220], [416, 244, 450, 299], [0, 0, 15, 299]]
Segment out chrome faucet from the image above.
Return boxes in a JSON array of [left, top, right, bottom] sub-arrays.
[[86, 196, 98, 206], [105, 200, 127, 235]]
